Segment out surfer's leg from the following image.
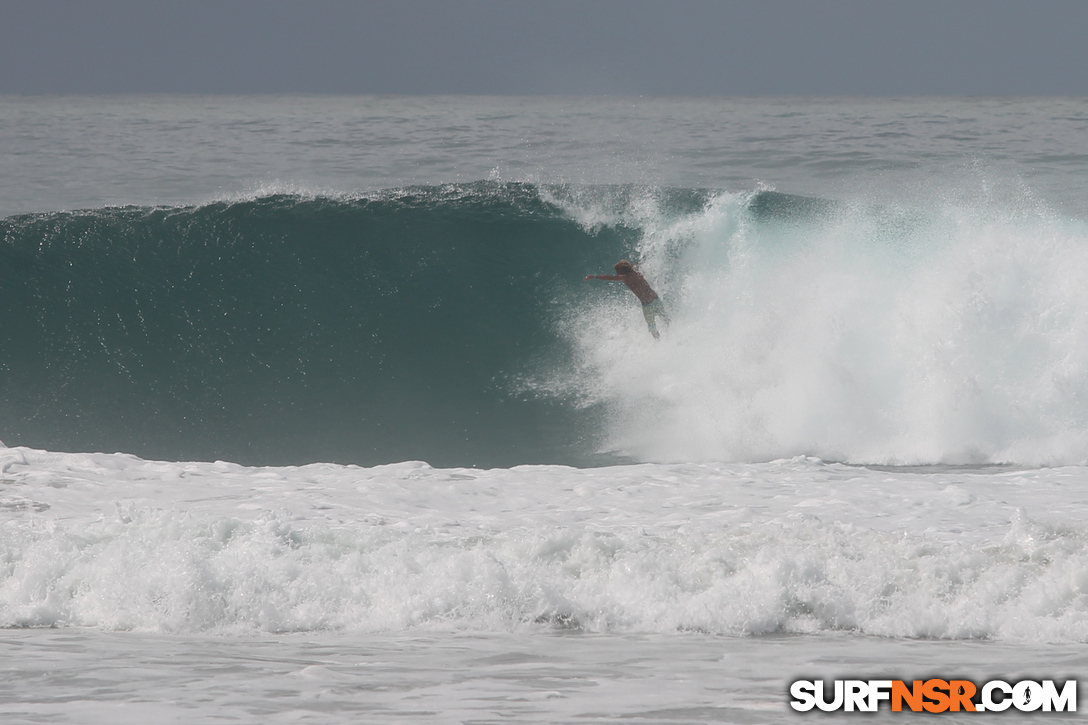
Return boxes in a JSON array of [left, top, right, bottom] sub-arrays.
[[643, 300, 663, 339]]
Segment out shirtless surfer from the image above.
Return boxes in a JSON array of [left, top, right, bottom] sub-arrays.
[[584, 260, 671, 339]]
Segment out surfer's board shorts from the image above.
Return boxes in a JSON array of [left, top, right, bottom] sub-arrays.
[[642, 298, 669, 335]]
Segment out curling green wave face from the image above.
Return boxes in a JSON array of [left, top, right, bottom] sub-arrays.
[[0, 184, 641, 467]]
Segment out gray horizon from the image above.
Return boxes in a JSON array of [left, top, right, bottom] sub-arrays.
[[3, 0, 1088, 96]]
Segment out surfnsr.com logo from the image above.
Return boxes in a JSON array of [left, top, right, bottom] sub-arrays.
[[789, 679, 1077, 713]]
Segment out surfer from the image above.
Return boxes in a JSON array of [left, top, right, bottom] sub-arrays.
[[584, 260, 670, 339]]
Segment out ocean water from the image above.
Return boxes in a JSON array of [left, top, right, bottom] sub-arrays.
[[2, 95, 1088, 722]]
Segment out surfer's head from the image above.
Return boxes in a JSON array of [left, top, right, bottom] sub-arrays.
[[614, 260, 633, 274]]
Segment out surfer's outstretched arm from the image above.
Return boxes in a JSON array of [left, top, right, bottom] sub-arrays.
[[585, 274, 623, 281]]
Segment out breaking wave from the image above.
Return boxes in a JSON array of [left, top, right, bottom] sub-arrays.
[[3, 181, 1088, 466]]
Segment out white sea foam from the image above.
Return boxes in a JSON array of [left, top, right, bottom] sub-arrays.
[[556, 188, 1088, 467], [2, 447, 1086, 642]]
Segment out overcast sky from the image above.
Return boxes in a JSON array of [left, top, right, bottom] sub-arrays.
[[3, 0, 1087, 96]]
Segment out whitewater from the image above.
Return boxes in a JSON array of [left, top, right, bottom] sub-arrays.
[[2, 96, 1088, 722]]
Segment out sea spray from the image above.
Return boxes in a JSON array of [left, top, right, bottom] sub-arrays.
[[560, 188, 1088, 466]]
